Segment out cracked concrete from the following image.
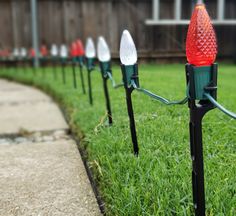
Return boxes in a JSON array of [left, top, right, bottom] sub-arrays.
[[0, 79, 101, 216]]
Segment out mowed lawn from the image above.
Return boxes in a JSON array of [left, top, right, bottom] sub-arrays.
[[1, 63, 236, 215]]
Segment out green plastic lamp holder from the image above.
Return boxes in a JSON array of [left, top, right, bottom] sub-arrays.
[[99, 61, 111, 79], [86, 57, 95, 105], [99, 61, 113, 125], [77, 56, 84, 67], [61, 57, 67, 84], [185, 63, 218, 216], [187, 63, 218, 101], [121, 64, 139, 89], [71, 57, 77, 89], [86, 57, 95, 71], [77, 56, 86, 94], [120, 63, 139, 156]]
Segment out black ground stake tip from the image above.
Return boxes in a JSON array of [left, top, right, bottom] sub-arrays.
[[103, 77, 112, 125], [121, 64, 139, 156], [100, 62, 113, 125], [72, 61, 77, 89], [86, 58, 94, 106], [186, 63, 217, 216], [87, 68, 93, 105], [79, 64, 86, 94], [53, 58, 57, 80], [61, 61, 66, 84]]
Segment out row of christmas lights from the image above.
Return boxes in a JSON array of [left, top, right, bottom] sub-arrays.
[[0, 2, 236, 215]]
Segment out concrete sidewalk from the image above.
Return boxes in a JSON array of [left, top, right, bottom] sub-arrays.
[[0, 79, 101, 216]]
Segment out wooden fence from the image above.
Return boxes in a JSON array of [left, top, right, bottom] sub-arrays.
[[0, 0, 236, 60]]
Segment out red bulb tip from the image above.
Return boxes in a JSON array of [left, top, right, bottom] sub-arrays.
[[70, 42, 78, 57], [40, 45, 48, 57], [186, 4, 217, 66], [76, 39, 85, 56]]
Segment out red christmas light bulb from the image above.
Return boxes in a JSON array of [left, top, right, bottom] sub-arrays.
[[70, 42, 78, 57], [186, 4, 217, 66], [29, 48, 35, 58], [76, 39, 85, 56], [40, 45, 48, 57]]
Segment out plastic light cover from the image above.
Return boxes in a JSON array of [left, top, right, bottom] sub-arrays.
[[50, 44, 58, 57], [0, 49, 9, 57], [13, 48, 19, 57], [120, 30, 137, 66], [40, 45, 48, 57], [97, 36, 111, 62], [186, 3, 217, 66], [76, 39, 85, 56], [85, 38, 96, 58], [29, 48, 35, 57], [20, 48, 27, 58], [70, 42, 77, 57], [60, 44, 68, 58]]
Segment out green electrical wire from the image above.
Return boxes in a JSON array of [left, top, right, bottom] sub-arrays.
[[204, 93, 236, 119], [131, 80, 188, 105], [107, 72, 124, 89]]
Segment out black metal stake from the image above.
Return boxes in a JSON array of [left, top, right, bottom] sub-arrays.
[[79, 65, 86, 94], [102, 77, 112, 125], [125, 88, 139, 156], [23, 59, 27, 74], [15, 60, 18, 75], [53, 59, 57, 80], [87, 69, 93, 105], [72, 62, 77, 89], [62, 61, 66, 84], [186, 64, 217, 216], [42, 59, 45, 78]]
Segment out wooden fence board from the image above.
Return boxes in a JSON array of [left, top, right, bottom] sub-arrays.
[[0, 0, 235, 59]]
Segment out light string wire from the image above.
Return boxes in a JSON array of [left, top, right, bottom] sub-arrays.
[[107, 72, 124, 89], [131, 80, 188, 105], [204, 93, 236, 119]]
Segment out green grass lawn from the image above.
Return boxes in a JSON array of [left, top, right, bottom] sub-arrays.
[[0, 63, 236, 215]]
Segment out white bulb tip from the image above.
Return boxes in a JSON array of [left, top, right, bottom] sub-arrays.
[[119, 30, 137, 65], [197, 0, 203, 4], [97, 36, 111, 62], [85, 37, 96, 58]]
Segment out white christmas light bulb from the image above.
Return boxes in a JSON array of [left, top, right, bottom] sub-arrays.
[[60, 44, 68, 58], [120, 30, 137, 65], [197, 0, 203, 4], [13, 48, 19, 57], [97, 36, 111, 62], [85, 37, 96, 58], [20, 48, 27, 58], [51, 44, 58, 56]]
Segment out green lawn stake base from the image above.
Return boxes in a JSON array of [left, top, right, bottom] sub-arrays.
[[121, 64, 139, 88], [188, 64, 217, 100], [100, 61, 111, 78]]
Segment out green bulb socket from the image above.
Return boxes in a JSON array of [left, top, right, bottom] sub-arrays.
[[61, 57, 67, 63], [100, 61, 111, 78], [121, 64, 139, 88], [77, 56, 84, 66], [187, 64, 218, 100], [86, 57, 95, 71]]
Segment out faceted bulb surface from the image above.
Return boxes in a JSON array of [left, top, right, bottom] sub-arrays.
[[97, 36, 111, 62], [76, 39, 85, 56], [70, 42, 77, 57], [85, 38, 96, 58], [13, 48, 19, 57], [51, 44, 58, 56], [186, 4, 217, 66], [60, 45, 68, 58], [120, 30, 137, 65], [20, 48, 27, 57], [40, 45, 48, 57]]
